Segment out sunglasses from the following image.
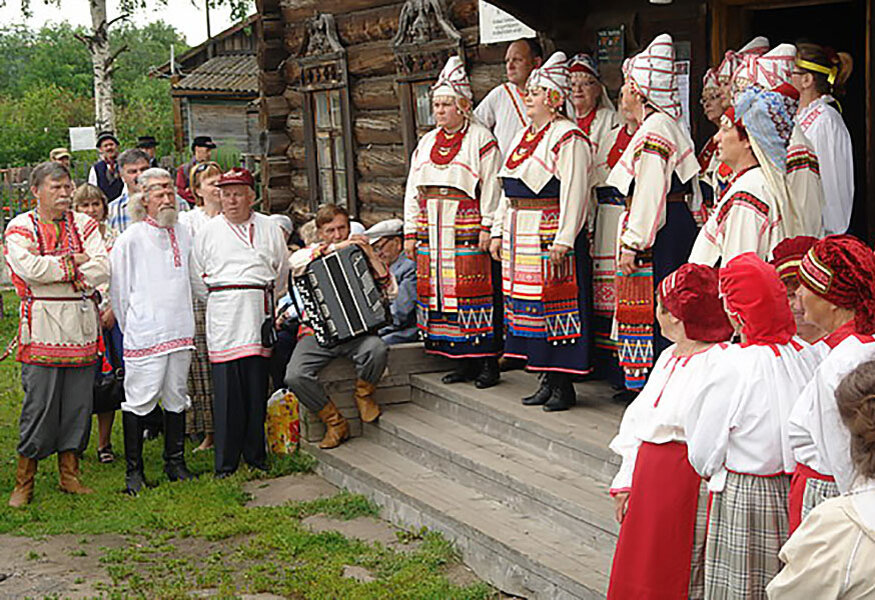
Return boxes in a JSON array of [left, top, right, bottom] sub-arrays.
[[193, 161, 221, 174]]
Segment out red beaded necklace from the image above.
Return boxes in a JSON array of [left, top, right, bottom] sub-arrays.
[[505, 121, 553, 171], [430, 122, 468, 166]]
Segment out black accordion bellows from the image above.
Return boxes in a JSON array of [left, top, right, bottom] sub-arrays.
[[292, 245, 390, 347]]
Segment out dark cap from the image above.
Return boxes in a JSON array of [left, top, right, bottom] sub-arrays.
[[191, 135, 217, 150], [96, 131, 119, 147], [215, 167, 254, 188], [137, 135, 158, 148]]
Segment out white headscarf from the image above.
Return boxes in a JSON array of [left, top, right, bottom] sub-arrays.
[[716, 35, 770, 83], [431, 56, 472, 102], [624, 33, 681, 120], [527, 51, 571, 102]]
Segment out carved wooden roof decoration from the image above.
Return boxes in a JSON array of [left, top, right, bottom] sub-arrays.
[[296, 13, 348, 92], [393, 0, 464, 82]]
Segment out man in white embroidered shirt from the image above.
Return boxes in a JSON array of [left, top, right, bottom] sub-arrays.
[[190, 168, 289, 478], [473, 37, 542, 158], [110, 168, 196, 495]]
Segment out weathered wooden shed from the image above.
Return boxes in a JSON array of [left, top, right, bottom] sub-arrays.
[[256, 0, 503, 224]]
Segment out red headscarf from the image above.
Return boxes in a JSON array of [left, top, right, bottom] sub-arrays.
[[719, 253, 796, 345], [659, 264, 734, 342], [798, 235, 875, 335], [769, 236, 818, 282]]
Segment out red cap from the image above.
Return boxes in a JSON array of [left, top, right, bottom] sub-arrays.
[[215, 167, 255, 188], [720, 253, 796, 345], [769, 236, 818, 282], [658, 264, 734, 342], [798, 234, 875, 335]]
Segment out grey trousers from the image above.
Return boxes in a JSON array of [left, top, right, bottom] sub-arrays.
[[284, 334, 388, 412], [18, 364, 94, 460]]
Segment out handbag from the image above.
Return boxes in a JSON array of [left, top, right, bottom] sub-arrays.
[[93, 330, 124, 414]]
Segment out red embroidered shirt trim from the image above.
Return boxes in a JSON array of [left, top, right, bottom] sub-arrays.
[[144, 216, 182, 267], [506, 121, 552, 170], [430, 122, 469, 166]]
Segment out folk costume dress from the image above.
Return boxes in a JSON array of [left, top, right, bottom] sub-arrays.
[[607, 264, 734, 600], [787, 235, 875, 531], [697, 68, 722, 223], [491, 53, 593, 377], [189, 177, 289, 475], [5, 209, 110, 459], [403, 57, 503, 360], [568, 53, 623, 384], [686, 254, 818, 600], [605, 34, 700, 390]]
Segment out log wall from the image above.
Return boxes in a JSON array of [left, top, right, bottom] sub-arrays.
[[256, 0, 505, 224]]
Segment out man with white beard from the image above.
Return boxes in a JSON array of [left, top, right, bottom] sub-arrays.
[[110, 168, 196, 494]]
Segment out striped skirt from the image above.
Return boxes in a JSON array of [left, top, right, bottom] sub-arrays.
[[185, 298, 214, 435], [705, 472, 790, 600]]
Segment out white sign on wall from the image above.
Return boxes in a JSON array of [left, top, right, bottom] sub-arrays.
[[479, 0, 536, 45], [69, 127, 97, 152], [675, 60, 691, 132]]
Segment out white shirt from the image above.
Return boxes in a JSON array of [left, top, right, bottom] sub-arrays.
[[797, 96, 854, 235], [609, 343, 732, 493], [189, 213, 289, 363], [689, 166, 784, 266], [110, 219, 195, 359], [789, 334, 875, 492], [685, 339, 818, 491], [474, 82, 529, 159], [178, 206, 217, 238]]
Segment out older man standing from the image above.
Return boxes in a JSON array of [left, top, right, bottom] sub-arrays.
[[88, 131, 123, 201], [4, 162, 110, 507], [110, 168, 196, 494], [190, 168, 288, 477], [474, 38, 542, 158]]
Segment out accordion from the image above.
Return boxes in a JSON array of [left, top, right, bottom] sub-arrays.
[[292, 244, 390, 348]]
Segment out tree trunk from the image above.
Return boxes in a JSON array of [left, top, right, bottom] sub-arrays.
[[89, 0, 115, 132]]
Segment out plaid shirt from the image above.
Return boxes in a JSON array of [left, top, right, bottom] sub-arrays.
[[107, 191, 191, 235]]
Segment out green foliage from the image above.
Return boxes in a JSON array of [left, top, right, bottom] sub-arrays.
[[0, 20, 188, 167]]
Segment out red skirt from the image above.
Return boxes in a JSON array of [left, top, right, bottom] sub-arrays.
[[788, 462, 835, 533], [607, 441, 702, 600]]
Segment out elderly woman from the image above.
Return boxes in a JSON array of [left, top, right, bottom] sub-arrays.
[[686, 253, 817, 599], [768, 360, 875, 599], [488, 51, 591, 412], [605, 34, 701, 392], [608, 263, 733, 599], [788, 235, 875, 531], [402, 56, 503, 389], [73, 184, 120, 464], [179, 161, 223, 452], [697, 68, 723, 220]]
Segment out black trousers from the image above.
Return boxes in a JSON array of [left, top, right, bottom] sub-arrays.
[[211, 356, 269, 474]]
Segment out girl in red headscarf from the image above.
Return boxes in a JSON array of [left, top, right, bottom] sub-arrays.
[[607, 264, 734, 599], [685, 253, 819, 600], [788, 234, 875, 531]]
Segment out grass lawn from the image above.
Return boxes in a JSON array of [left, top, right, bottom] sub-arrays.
[[0, 290, 496, 599]]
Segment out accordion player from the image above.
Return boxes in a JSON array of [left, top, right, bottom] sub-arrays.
[[292, 244, 391, 348]]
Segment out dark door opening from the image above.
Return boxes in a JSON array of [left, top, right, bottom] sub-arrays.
[[747, 1, 867, 238]]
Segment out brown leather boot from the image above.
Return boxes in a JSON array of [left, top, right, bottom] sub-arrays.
[[354, 379, 381, 424], [8, 455, 37, 508], [316, 401, 350, 449], [58, 451, 94, 495]]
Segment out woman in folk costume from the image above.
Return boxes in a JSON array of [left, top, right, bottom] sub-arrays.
[[696, 68, 724, 222], [768, 361, 875, 600], [710, 36, 771, 199], [688, 85, 791, 266], [731, 44, 824, 237], [567, 53, 624, 387], [792, 43, 854, 235], [768, 236, 823, 345], [488, 52, 592, 412], [605, 34, 701, 391], [607, 264, 734, 600], [787, 235, 875, 532], [685, 253, 818, 600], [402, 56, 503, 388]]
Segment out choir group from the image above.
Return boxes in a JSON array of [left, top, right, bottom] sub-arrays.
[[403, 31, 869, 599]]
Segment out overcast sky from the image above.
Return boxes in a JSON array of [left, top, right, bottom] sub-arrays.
[[0, 0, 243, 46]]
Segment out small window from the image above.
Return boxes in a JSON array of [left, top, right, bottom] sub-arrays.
[[312, 89, 347, 206], [413, 82, 435, 135]]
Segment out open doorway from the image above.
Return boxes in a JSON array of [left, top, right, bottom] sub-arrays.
[[747, 1, 867, 237]]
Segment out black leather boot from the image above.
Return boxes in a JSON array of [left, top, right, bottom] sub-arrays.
[[522, 373, 553, 406], [474, 357, 500, 389], [543, 373, 576, 412], [163, 411, 194, 482], [441, 359, 478, 384], [122, 411, 146, 495]]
